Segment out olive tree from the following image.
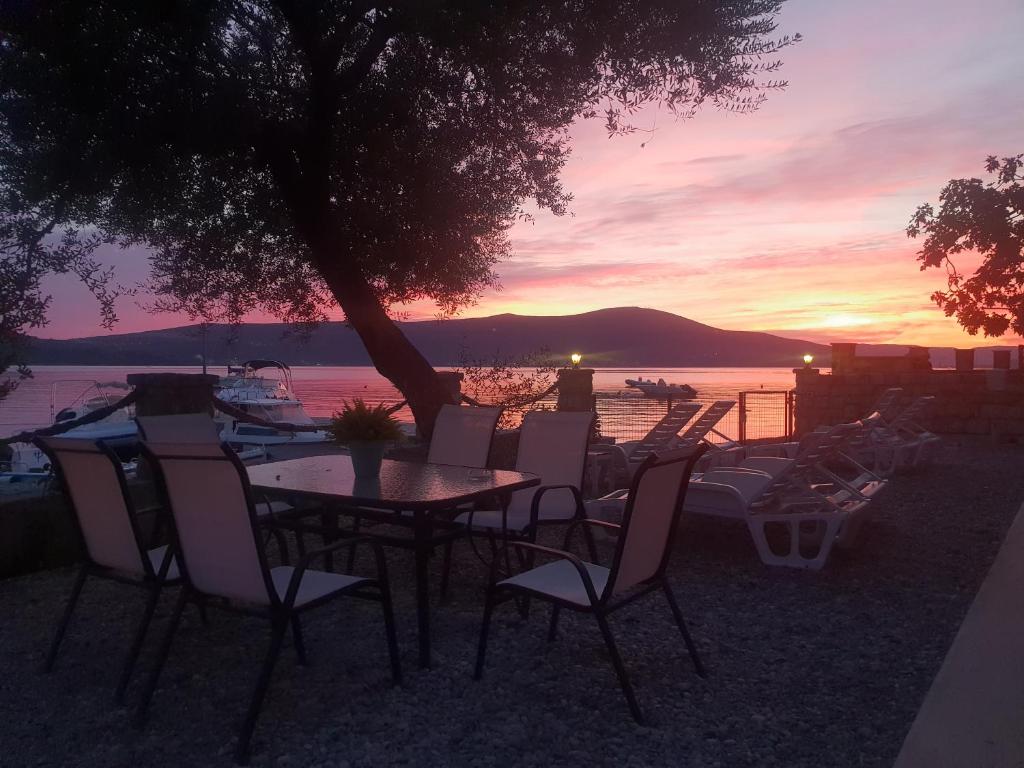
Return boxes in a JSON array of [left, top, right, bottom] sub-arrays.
[[0, 0, 797, 433]]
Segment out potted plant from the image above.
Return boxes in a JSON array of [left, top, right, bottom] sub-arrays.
[[329, 399, 404, 478]]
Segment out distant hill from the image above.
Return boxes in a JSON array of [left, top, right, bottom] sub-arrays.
[[25, 307, 830, 367]]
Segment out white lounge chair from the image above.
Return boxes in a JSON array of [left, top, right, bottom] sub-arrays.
[[866, 395, 940, 474], [590, 401, 702, 492], [615, 400, 702, 464], [473, 445, 708, 724], [685, 422, 884, 569], [133, 440, 401, 765], [34, 437, 181, 704], [678, 400, 737, 447]]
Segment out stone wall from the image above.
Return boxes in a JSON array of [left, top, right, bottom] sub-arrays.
[[795, 367, 1024, 438]]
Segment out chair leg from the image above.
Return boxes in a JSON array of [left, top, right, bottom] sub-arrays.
[[547, 606, 561, 643], [290, 616, 307, 666], [473, 590, 497, 680], [43, 565, 88, 673], [662, 582, 705, 678], [234, 620, 287, 765], [133, 587, 189, 729], [196, 599, 210, 627], [114, 584, 162, 704], [345, 515, 362, 572], [594, 611, 645, 725], [582, 523, 600, 565], [379, 582, 403, 686], [439, 539, 453, 603]]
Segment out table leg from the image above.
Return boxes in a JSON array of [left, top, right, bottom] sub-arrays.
[[412, 509, 432, 669]]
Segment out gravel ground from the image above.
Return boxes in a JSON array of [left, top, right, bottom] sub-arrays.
[[2, 436, 1023, 768]]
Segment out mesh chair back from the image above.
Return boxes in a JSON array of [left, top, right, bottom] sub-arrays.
[[628, 401, 701, 464], [610, 446, 704, 595], [142, 441, 272, 605], [427, 404, 500, 467], [137, 413, 221, 443], [508, 410, 593, 518], [677, 400, 736, 448], [37, 437, 146, 575]]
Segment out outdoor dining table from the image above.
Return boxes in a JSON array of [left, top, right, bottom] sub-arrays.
[[247, 455, 540, 669]]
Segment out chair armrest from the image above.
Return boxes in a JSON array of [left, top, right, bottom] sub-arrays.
[[282, 535, 383, 610], [562, 517, 620, 550], [499, 540, 602, 605], [529, 483, 585, 528]]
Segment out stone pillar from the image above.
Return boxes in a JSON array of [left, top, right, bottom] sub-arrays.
[[556, 368, 594, 412], [955, 349, 975, 372], [830, 343, 857, 375], [436, 371, 464, 405], [792, 365, 821, 436], [1018, 345, 1024, 370], [907, 346, 932, 370], [993, 350, 1011, 370], [126, 373, 219, 416]]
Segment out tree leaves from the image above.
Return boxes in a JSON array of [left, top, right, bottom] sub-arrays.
[[909, 154, 1024, 337]]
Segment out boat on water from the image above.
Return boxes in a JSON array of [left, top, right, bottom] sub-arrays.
[[215, 359, 330, 445], [1, 380, 137, 484], [624, 377, 698, 399], [1, 363, 325, 483]]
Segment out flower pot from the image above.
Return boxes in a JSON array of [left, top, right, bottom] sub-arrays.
[[348, 440, 389, 478]]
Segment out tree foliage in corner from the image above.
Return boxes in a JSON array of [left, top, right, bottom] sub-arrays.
[[0, 1, 798, 433], [0, 190, 116, 402], [909, 154, 1024, 337]]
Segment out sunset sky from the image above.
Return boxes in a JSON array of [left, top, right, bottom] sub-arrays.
[[39, 0, 1024, 347]]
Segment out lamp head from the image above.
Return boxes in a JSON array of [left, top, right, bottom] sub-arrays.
[[570, 352, 582, 369], [802, 353, 814, 367]]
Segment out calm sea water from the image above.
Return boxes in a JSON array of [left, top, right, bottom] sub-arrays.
[[0, 365, 802, 439]]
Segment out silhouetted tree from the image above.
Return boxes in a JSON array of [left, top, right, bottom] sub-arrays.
[[910, 154, 1024, 337], [0, 1, 798, 433], [0, 191, 116, 402]]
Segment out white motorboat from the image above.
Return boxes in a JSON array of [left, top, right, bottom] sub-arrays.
[[624, 377, 698, 399], [1, 380, 137, 482], [216, 360, 330, 445]]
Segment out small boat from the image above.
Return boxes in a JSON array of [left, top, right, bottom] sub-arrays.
[[624, 377, 698, 399], [216, 360, 330, 445]]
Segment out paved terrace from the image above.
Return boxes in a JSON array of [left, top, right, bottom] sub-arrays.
[[1, 437, 1022, 767]]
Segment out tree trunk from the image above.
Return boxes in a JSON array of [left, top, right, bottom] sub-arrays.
[[316, 258, 451, 439]]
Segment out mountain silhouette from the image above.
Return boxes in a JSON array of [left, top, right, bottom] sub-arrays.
[[26, 307, 828, 367]]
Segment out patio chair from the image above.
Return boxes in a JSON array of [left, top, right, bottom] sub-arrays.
[[136, 413, 291, 517], [451, 409, 594, 533], [441, 410, 596, 590], [474, 445, 708, 724], [427, 404, 501, 467], [34, 437, 181, 704], [133, 440, 401, 765]]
